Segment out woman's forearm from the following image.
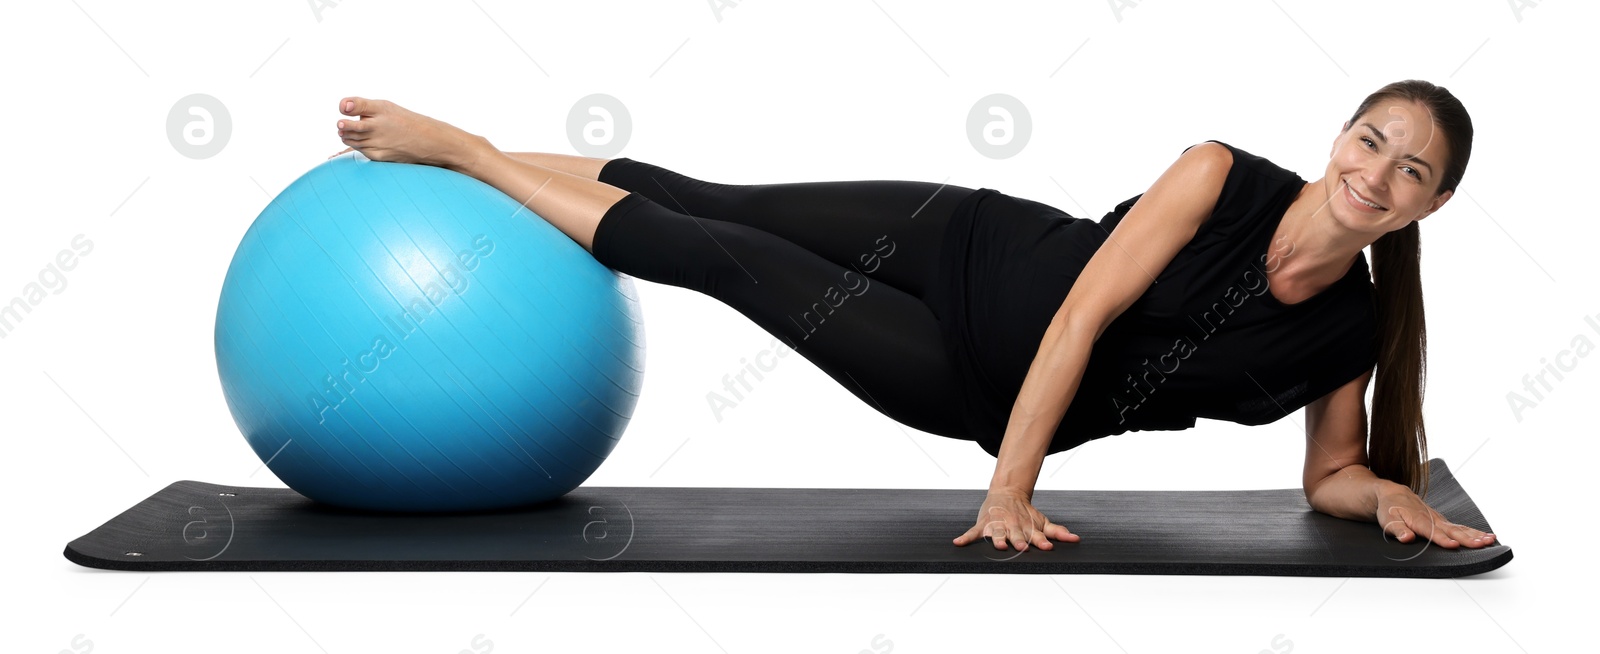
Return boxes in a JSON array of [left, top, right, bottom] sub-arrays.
[[988, 316, 1098, 495], [1305, 463, 1407, 521]]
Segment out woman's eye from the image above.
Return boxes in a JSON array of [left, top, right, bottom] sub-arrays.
[[1364, 136, 1419, 180]]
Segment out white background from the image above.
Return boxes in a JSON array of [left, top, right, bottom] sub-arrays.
[[3, 0, 1592, 652]]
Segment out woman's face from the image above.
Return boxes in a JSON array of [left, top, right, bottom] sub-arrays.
[[1323, 99, 1453, 236]]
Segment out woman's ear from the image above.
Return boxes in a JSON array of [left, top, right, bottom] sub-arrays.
[[1418, 189, 1453, 221]]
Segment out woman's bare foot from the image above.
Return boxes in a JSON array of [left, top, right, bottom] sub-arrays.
[[330, 97, 493, 172]]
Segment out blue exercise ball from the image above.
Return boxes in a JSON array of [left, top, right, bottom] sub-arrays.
[[214, 151, 645, 513]]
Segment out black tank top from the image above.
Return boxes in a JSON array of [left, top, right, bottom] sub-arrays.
[[934, 140, 1379, 457]]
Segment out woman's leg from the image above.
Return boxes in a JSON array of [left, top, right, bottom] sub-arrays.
[[502, 152, 975, 304], [473, 157, 974, 436], [594, 158, 974, 304], [591, 192, 973, 440], [333, 99, 974, 440], [504, 152, 609, 181]]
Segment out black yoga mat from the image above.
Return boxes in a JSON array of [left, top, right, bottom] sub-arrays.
[[64, 457, 1508, 577]]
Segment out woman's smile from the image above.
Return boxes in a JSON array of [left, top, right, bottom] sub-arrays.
[[1343, 178, 1387, 213]]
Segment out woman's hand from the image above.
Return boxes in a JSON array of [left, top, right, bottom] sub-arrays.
[[1375, 484, 1497, 549], [953, 488, 1079, 551]]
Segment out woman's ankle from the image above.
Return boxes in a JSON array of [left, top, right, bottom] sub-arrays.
[[445, 135, 500, 176]]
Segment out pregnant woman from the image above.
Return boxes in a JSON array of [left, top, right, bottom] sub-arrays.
[[327, 78, 1495, 554]]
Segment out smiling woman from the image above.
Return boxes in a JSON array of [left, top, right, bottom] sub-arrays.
[[950, 138, 1383, 460], [324, 79, 1480, 553]]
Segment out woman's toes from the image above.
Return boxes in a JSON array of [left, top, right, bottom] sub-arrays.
[[341, 97, 382, 116]]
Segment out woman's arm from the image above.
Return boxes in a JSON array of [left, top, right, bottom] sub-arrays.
[[956, 143, 1234, 551], [1305, 461, 1399, 520], [1310, 462, 1497, 548], [1302, 370, 1497, 548], [1302, 368, 1383, 518], [988, 316, 1098, 493], [987, 143, 1234, 495]]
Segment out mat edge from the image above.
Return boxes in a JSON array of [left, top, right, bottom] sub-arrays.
[[63, 544, 1512, 578]]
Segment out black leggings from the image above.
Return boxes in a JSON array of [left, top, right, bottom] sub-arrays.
[[592, 158, 979, 442]]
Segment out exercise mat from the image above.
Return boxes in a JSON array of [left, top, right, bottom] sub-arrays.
[[64, 457, 1508, 577]]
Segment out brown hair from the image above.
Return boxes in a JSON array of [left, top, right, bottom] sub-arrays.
[[1344, 80, 1473, 498]]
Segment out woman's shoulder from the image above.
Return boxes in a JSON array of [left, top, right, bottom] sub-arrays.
[[1104, 140, 1303, 219], [1187, 139, 1302, 184], [1185, 139, 1307, 235]]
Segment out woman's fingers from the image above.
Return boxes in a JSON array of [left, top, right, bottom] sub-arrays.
[[1410, 509, 1473, 548], [1430, 517, 1498, 548], [983, 508, 1025, 551], [1030, 525, 1053, 550], [1438, 518, 1495, 546], [1381, 505, 1413, 540], [980, 522, 997, 546], [988, 516, 1014, 551], [957, 522, 992, 547], [1009, 521, 1031, 552], [978, 507, 1006, 550], [953, 524, 980, 546], [1410, 510, 1455, 547], [1045, 522, 1079, 542], [1007, 508, 1035, 551], [1382, 501, 1499, 549]]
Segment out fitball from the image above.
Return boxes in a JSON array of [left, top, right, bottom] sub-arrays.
[[213, 151, 645, 512]]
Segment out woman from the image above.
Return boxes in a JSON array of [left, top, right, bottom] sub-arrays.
[[327, 79, 1496, 554]]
